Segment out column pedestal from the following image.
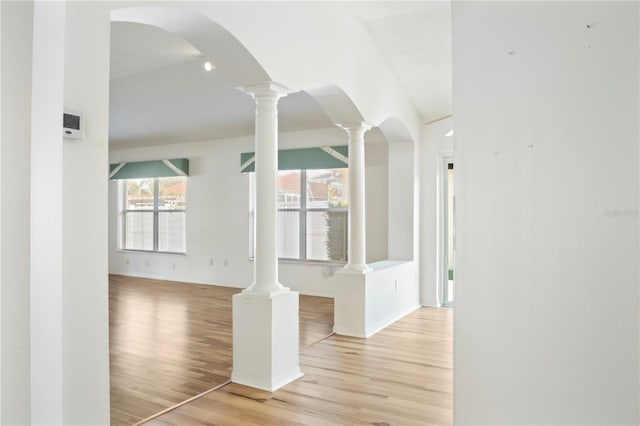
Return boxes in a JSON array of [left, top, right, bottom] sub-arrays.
[[232, 290, 302, 391]]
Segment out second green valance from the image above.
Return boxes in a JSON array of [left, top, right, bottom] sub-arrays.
[[240, 146, 348, 173]]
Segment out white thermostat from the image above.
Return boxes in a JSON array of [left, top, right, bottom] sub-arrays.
[[63, 110, 84, 139]]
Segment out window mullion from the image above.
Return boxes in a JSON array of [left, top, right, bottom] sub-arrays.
[[300, 170, 306, 260], [153, 178, 159, 251], [121, 181, 127, 250]]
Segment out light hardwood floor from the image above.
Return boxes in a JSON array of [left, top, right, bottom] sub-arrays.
[[145, 307, 453, 426], [109, 275, 334, 425]]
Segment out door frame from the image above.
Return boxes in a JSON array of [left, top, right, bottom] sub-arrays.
[[441, 156, 454, 307]]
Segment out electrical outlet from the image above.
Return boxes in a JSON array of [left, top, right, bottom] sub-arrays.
[[224, 259, 229, 267], [125, 258, 129, 265], [145, 260, 149, 267], [209, 257, 214, 266], [394, 279, 398, 291], [172, 263, 176, 269]]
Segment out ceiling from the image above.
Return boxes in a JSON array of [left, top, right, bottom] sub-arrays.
[[108, 2, 452, 148], [344, 2, 452, 123]]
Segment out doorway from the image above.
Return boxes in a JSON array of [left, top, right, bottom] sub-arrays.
[[443, 159, 455, 307]]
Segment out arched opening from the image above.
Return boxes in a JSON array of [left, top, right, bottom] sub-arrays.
[[107, 8, 273, 423], [111, 6, 270, 87], [107, 7, 352, 423], [303, 83, 365, 125]]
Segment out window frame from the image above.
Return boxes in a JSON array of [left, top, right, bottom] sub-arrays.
[[120, 177, 187, 255], [250, 168, 348, 263]]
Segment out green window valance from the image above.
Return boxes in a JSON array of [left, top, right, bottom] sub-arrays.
[[240, 146, 348, 173], [109, 158, 189, 180]]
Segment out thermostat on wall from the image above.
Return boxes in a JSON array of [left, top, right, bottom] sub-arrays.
[[63, 110, 84, 139]]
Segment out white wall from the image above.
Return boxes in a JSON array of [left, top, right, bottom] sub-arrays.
[[388, 141, 414, 260], [62, 3, 111, 424], [365, 141, 388, 263], [0, 2, 32, 424], [333, 260, 419, 338], [29, 2, 65, 423], [420, 117, 453, 307], [0, 3, 3, 419], [110, 134, 255, 287], [28, 2, 111, 424], [109, 128, 389, 297], [365, 261, 419, 336], [453, 2, 639, 424]]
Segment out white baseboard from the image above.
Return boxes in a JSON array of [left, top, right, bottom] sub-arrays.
[[231, 368, 303, 392], [364, 303, 421, 338]]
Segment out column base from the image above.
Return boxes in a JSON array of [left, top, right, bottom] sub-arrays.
[[338, 263, 372, 274], [241, 283, 290, 298], [232, 290, 302, 392], [231, 367, 303, 392]]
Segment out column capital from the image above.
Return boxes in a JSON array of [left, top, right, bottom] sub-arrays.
[[240, 81, 289, 100], [336, 122, 373, 134]]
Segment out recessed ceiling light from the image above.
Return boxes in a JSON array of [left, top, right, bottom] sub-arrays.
[[204, 61, 213, 72], [445, 129, 454, 137]]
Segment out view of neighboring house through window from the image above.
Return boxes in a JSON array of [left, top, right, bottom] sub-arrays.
[[122, 176, 187, 253], [251, 168, 348, 262]]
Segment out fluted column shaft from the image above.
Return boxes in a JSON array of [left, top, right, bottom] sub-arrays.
[[244, 82, 288, 295], [341, 123, 371, 273]]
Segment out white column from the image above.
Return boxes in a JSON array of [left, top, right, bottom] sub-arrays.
[[244, 82, 287, 295], [341, 123, 371, 273], [232, 82, 302, 392]]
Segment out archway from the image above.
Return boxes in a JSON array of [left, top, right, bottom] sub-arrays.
[[111, 6, 270, 87]]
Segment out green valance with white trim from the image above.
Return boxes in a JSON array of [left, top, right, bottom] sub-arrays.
[[240, 146, 348, 173], [109, 159, 189, 180]]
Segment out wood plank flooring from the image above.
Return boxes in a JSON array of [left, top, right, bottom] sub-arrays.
[[109, 275, 334, 425], [146, 307, 453, 426]]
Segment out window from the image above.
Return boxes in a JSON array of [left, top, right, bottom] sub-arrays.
[[251, 168, 348, 262], [121, 176, 187, 253]]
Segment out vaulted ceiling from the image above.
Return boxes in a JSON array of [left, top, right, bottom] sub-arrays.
[[345, 2, 452, 122], [108, 2, 452, 148]]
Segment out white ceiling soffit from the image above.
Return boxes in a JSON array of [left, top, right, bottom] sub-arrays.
[[110, 21, 202, 80], [108, 59, 334, 148], [109, 22, 335, 148], [345, 1, 452, 123]]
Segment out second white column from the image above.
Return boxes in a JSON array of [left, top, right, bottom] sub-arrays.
[[341, 122, 372, 273]]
